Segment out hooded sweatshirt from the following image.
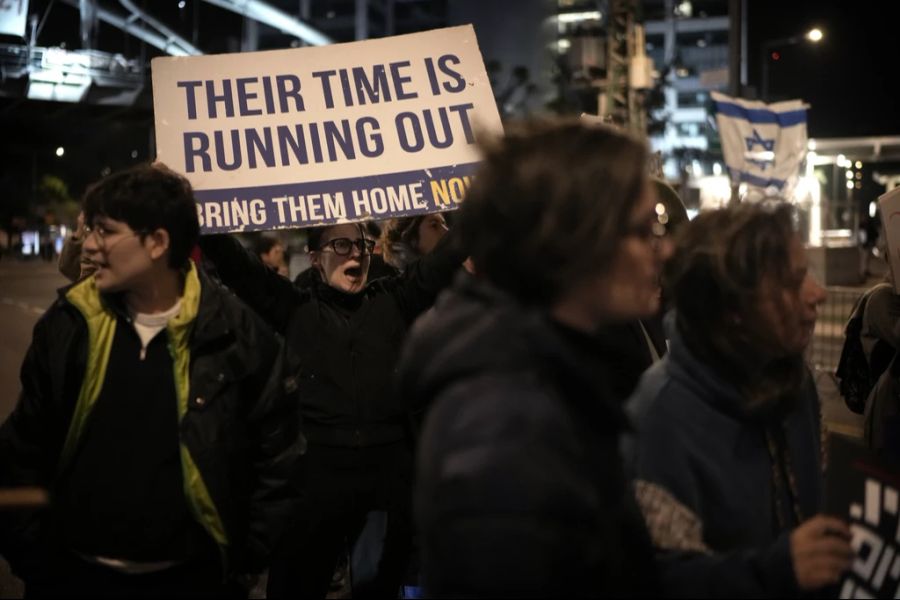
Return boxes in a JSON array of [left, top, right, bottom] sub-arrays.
[[625, 313, 824, 598]]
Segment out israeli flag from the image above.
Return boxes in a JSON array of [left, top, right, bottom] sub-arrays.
[[711, 91, 808, 194]]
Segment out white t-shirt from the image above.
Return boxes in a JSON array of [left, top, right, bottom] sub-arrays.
[[132, 300, 182, 360]]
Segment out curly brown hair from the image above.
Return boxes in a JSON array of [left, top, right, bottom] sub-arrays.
[[665, 202, 807, 419], [380, 216, 425, 267]]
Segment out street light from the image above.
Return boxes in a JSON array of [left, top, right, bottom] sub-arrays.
[[761, 27, 824, 101], [806, 28, 823, 42]]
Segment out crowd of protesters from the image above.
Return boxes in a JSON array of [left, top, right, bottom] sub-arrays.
[[0, 116, 856, 598]]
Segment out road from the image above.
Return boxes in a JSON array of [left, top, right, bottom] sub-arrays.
[[0, 259, 67, 421], [0, 258, 66, 598]]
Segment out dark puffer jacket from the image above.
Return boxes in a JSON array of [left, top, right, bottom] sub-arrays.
[[0, 264, 303, 580], [398, 275, 660, 597], [200, 233, 463, 447]]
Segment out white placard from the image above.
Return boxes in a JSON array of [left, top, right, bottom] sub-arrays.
[[0, 0, 29, 37], [878, 186, 900, 294], [152, 25, 503, 233]]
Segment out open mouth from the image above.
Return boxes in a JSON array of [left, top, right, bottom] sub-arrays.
[[345, 266, 363, 278]]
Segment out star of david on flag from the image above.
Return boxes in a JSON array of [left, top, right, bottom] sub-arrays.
[[711, 91, 809, 195]]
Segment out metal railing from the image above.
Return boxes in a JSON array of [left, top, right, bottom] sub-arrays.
[[807, 286, 865, 376]]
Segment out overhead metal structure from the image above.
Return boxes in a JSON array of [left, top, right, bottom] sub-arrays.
[[199, 0, 332, 46], [59, 0, 202, 56], [59, 0, 334, 57], [809, 136, 900, 163], [0, 0, 334, 107], [118, 0, 204, 55]]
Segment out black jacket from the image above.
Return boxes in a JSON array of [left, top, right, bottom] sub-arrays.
[[0, 265, 303, 580], [595, 318, 667, 403], [398, 276, 660, 597], [199, 233, 463, 447]]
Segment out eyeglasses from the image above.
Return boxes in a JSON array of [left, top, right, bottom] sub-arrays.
[[320, 238, 376, 256], [84, 223, 143, 251]]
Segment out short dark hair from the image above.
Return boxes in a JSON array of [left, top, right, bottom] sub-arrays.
[[82, 164, 199, 270], [458, 118, 649, 306]]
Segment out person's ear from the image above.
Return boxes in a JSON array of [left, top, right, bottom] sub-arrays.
[[145, 228, 170, 261]]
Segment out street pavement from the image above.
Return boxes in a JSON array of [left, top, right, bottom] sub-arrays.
[[0, 257, 66, 598], [0, 258, 67, 422]]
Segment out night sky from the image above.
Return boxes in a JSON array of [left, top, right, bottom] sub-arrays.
[[748, 0, 900, 138]]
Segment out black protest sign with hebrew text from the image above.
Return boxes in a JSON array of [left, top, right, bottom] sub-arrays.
[[826, 434, 900, 598]]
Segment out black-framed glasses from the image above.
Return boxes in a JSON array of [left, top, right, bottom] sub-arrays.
[[320, 238, 376, 256]]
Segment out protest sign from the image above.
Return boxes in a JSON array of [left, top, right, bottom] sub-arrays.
[[152, 25, 503, 233], [0, 0, 28, 38], [826, 434, 900, 598], [879, 187, 900, 294]]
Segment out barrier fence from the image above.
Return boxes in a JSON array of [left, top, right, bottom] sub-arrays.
[[807, 286, 864, 377]]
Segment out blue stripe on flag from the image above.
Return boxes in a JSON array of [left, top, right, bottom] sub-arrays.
[[728, 167, 787, 190], [714, 100, 806, 127]]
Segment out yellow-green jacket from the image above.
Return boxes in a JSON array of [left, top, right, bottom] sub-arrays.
[[0, 262, 304, 580]]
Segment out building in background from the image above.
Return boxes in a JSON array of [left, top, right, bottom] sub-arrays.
[[7, 0, 900, 267], [643, 0, 731, 198], [547, 0, 733, 209]]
